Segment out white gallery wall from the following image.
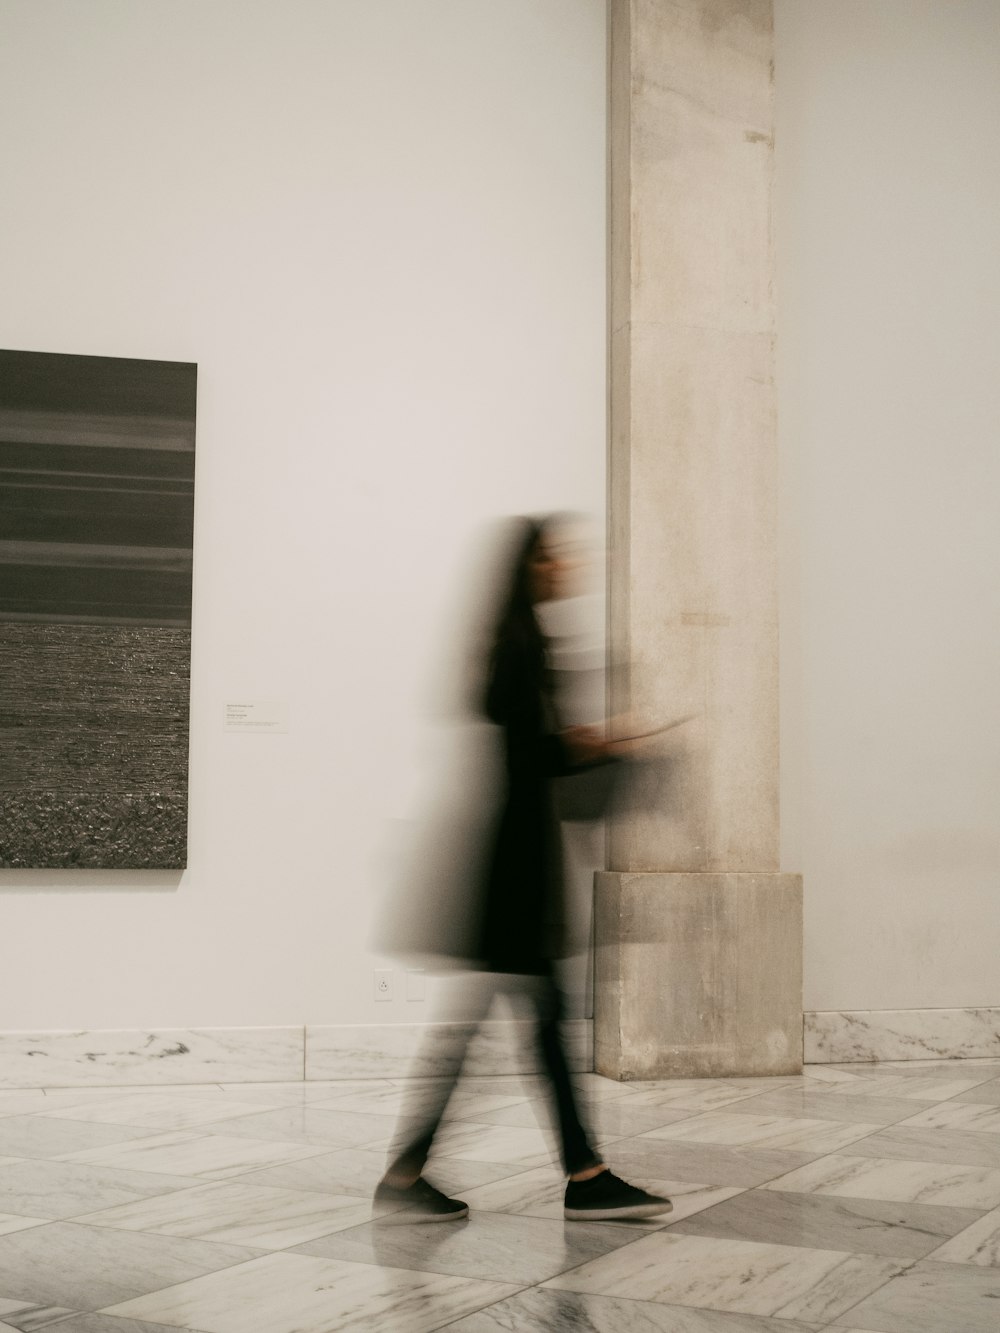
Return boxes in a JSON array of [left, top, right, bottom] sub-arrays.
[[775, 0, 1000, 1017], [0, 0, 606, 1033], [5, 0, 998, 1061]]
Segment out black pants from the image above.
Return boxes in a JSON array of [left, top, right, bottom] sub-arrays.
[[386, 969, 600, 1178]]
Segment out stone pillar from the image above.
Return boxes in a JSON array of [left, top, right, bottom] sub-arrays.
[[598, 0, 802, 1078]]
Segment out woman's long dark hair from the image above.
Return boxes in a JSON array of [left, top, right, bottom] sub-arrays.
[[482, 517, 549, 723], [491, 519, 544, 648]]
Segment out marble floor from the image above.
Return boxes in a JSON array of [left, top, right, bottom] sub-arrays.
[[1, 1059, 1000, 1331]]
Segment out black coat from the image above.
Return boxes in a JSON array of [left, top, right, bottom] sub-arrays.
[[374, 619, 582, 974], [477, 629, 571, 973]]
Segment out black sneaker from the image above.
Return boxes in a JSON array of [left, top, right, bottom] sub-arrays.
[[564, 1169, 673, 1221], [373, 1176, 469, 1223]]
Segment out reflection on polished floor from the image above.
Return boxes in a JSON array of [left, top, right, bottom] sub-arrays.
[[1, 1060, 1000, 1331]]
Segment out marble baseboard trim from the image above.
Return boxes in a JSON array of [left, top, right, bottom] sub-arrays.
[[0, 1020, 595, 1089], [0, 1027, 304, 1089], [305, 1018, 594, 1080], [805, 1007, 1000, 1063]]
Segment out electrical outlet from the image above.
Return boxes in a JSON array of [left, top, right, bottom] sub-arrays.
[[406, 968, 426, 1002], [374, 970, 393, 1002]]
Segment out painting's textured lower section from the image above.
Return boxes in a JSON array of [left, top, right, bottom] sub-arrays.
[[805, 1007, 1000, 1063], [0, 622, 189, 868], [0, 791, 186, 868]]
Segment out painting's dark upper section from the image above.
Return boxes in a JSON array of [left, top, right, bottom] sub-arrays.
[[0, 349, 197, 423], [0, 349, 196, 626]]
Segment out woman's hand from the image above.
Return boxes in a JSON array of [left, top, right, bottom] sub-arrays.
[[562, 726, 612, 766], [564, 714, 698, 764]]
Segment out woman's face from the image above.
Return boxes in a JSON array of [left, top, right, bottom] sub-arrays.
[[529, 538, 561, 604], [530, 525, 587, 603]]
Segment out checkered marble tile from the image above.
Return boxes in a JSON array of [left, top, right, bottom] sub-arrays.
[[542, 1232, 907, 1321], [0, 1061, 995, 1331]]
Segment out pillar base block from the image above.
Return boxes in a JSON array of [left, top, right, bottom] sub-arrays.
[[595, 871, 803, 1080]]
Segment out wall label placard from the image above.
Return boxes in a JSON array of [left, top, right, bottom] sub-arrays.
[[225, 701, 288, 733]]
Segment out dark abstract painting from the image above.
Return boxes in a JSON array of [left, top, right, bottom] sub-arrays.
[[0, 349, 196, 868]]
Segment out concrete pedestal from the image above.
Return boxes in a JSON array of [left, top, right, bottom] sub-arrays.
[[595, 872, 802, 1079]]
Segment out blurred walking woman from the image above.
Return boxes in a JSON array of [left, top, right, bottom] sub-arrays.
[[374, 516, 672, 1223]]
